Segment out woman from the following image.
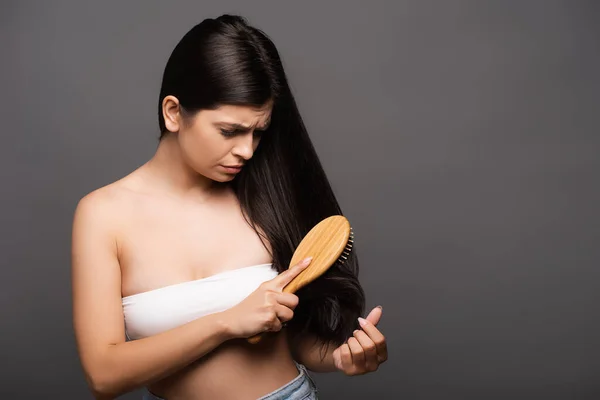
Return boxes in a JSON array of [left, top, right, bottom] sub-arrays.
[[71, 14, 387, 400]]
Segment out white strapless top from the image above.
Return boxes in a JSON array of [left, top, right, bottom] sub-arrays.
[[122, 263, 278, 340]]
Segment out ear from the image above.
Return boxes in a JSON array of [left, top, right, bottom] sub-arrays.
[[162, 95, 182, 133]]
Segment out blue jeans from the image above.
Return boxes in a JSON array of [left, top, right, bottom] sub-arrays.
[[143, 362, 318, 400]]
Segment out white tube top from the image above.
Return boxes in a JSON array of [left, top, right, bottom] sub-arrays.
[[122, 263, 278, 340]]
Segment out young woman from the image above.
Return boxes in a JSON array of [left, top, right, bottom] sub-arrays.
[[71, 14, 387, 400]]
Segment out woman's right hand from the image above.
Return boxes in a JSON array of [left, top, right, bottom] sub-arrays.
[[221, 257, 313, 339]]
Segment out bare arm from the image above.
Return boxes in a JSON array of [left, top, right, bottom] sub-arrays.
[[290, 333, 338, 373], [71, 192, 235, 399]]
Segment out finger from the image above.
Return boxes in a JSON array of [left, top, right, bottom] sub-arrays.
[[353, 330, 378, 371], [269, 318, 283, 332], [274, 304, 294, 324], [274, 292, 300, 310], [340, 343, 353, 372], [332, 347, 343, 370], [358, 317, 387, 362], [365, 306, 383, 326], [270, 257, 312, 290], [347, 337, 365, 373]]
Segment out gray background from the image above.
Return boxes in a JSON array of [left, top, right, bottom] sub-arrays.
[[1, 0, 599, 399]]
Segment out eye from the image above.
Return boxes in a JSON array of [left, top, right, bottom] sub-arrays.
[[220, 128, 237, 137]]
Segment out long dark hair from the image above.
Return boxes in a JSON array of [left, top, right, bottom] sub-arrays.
[[158, 14, 365, 352]]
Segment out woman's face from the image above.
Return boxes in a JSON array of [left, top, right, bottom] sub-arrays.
[[169, 100, 273, 182]]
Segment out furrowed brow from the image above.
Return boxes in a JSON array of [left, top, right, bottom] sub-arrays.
[[219, 119, 271, 131]]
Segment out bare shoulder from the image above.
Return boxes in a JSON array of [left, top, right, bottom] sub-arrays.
[[72, 175, 140, 233]]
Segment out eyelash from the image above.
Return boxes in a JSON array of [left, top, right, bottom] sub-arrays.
[[220, 129, 265, 138]]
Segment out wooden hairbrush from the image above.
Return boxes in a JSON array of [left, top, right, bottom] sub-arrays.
[[247, 215, 354, 344]]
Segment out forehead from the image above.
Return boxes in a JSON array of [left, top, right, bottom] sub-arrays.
[[209, 103, 273, 126]]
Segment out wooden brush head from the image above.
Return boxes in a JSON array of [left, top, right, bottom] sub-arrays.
[[282, 215, 352, 294], [247, 215, 353, 344]]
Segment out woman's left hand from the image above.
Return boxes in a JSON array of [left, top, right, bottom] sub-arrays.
[[332, 306, 388, 376]]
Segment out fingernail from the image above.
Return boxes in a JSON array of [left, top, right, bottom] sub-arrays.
[[301, 257, 313, 266], [376, 305, 383, 311], [353, 330, 359, 335], [358, 317, 367, 327]]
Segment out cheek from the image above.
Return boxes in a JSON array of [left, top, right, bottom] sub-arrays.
[[179, 127, 226, 166]]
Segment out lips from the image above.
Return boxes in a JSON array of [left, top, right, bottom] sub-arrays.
[[221, 165, 243, 174]]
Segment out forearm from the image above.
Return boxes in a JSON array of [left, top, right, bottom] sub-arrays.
[[292, 334, 338, 373], [88, 312, 233, 399]]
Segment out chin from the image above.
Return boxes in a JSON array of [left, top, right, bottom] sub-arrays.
[[212, 172, 236, 182]]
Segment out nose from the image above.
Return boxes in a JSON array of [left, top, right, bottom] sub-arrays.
[[231, 132, 256, 161]]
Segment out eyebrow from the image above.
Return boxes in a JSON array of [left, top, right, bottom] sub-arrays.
[[218, 119, 271, 131]]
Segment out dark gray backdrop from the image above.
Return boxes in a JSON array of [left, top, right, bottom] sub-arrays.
[[1, 1, 599, 399]]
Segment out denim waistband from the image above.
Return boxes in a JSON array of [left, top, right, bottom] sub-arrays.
[[256, 361, 318, 400]]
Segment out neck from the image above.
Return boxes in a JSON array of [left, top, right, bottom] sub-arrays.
[[142, 132, 222, 200]]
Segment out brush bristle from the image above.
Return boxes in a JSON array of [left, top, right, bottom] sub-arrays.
[[338, 227, 354, 264]]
